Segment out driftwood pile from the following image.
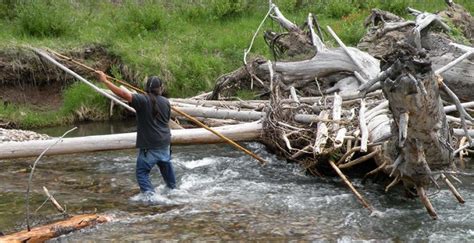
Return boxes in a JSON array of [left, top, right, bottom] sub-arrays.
[[1, 4, 473, 240], [171, 2, 474, 219]]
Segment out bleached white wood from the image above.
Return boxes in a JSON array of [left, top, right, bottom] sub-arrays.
[[0, 123, 263, 160]]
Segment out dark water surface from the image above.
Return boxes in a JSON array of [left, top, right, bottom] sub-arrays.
[[0, 121, 473, 241]]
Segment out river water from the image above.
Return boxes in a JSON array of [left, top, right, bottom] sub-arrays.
[[1, 121, 473, 241]]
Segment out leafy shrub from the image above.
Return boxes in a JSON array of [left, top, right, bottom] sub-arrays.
[[15, 0, 75, 37], [115, 1, 166, 37], [177, 0, 251, 22], [379, 0, 410, 15], [339, 21, 365, 45], [210, 0, 247, 20], [167, 53, 226, 97], [61, 82, 108, 117], [325, 0, 356, 18], [0, 0, 18, 20]]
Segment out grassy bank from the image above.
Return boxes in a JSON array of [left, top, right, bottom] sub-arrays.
[[0, 0, 472, 128]]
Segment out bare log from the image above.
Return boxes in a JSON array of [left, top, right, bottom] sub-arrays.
[[0, 123, 263, 160], [409, 8, 451, 50], [445, 101, 474, 113], [271, 5, 299, 32], [307, 13, 326, 52], [210, 48, 380, 99], [334, 128, 347, 148], [359, 99, 369, 152], [327, 26, 371, 79], [313, 111, 329, 154], [0, 214, 108, 242], [172, 106, 264, 122], [358, 7, 474, 101]]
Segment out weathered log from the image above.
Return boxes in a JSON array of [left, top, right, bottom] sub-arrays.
[[379, 45, 453, 189], [209, 3, 381, 100], [172, 106, 352, 125], [0, 122, 263, 160], [0, 214, 108, 242], [307, 13, 326, 52], [357, 7, 474, 101], [172, 106, 264, 122]]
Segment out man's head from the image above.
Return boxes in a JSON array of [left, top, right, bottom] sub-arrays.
[[145, 76, 164, 95]]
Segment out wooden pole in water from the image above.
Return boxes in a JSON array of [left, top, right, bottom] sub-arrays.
[[34, 48, 268, 165], [329, 160, 375, 213]]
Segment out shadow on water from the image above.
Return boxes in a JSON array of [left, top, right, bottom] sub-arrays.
[[1, 121, 473, 241]]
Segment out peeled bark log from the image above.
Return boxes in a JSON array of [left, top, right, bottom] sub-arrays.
[[0, 123, 263, 160], [0, 214, 108, 242], [209, 48, 380, 99]]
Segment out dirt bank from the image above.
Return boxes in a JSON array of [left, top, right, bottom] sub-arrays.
[[0, 45, 141, 128]]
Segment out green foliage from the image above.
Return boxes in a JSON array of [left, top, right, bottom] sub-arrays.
[[176, 0, 254, 22], [209, 0, 247, 20], [0, 0, 18, 20], [60, 82, 108, 115], [167, 53, 225, 98], [325, 0, 356, 18], [378, 0, 410, 16], [337, 11, 367, 46], [0, 82, 112, 128], [236, 89, 258, 100], [114, 0, 167, 37], [446, 21, 470, 45], [15, 0, 76, 37], [0, 104, 59, 128]]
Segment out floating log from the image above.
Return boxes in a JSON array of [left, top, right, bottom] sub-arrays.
[[0, 122, 262, 160], [0, 214, 108, 242]]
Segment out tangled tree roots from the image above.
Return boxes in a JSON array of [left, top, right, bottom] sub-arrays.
[[204, 1, 474, 218]]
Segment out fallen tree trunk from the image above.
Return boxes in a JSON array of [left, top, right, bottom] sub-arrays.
[[357, 6, 474, 101], [0, 214, 108, 242], [209, 48, 380, 99], [0, 122, 262, 160], [172, 106, 350, 124]]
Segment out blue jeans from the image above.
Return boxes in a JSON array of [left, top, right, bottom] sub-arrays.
[[136, 146, 176, 193]]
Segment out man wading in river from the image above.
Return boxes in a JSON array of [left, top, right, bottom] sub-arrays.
[[96, 71, 176, 196]]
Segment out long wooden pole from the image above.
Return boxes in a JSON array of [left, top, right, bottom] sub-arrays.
[[36, 49, 268, 165], [329, 160, 374, 213], [34, 49, 136, 113]]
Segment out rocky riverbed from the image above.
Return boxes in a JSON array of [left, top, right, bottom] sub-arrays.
[[0, 128, 50, 143]]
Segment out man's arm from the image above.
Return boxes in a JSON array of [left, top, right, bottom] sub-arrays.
[[95, 71, 132, 103]]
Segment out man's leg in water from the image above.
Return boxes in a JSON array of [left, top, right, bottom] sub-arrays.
[[149, 146, 176, 189], [136, 149, 156, 193]]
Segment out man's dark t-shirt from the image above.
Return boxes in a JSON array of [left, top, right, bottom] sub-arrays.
[[130, 93, 171, 149]]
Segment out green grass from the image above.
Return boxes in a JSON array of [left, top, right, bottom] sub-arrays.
[[0, 0, 472, 128], [0, 82, 112, 128], [0, 104, 59, 128]]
